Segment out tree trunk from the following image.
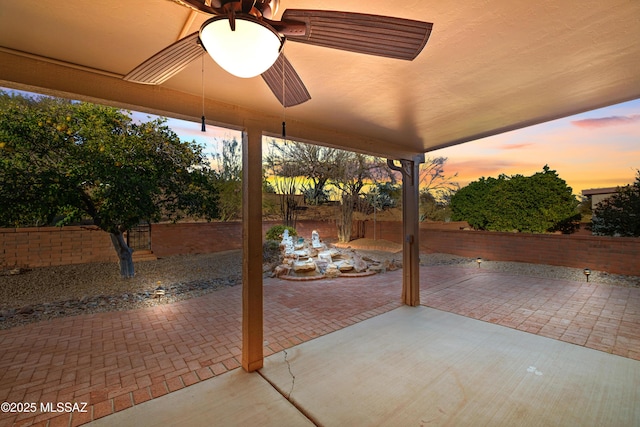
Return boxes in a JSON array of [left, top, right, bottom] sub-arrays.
[[110, 232, 134, 278], [337, 194, 354, 242]]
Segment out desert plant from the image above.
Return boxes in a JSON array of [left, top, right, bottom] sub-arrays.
[[265, 224, 297, 241]]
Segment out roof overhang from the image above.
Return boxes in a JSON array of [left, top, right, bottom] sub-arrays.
[[1, 0, 639, 159]]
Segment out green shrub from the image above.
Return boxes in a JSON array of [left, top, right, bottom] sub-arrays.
[[591, 170, 640, 237], [265, 225, 297, 241], [451, 166, 580, 233]]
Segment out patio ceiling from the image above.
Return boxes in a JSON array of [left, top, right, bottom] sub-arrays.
[[1, 0, 639, 159]]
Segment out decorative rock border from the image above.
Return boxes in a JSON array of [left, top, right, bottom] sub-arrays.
[[277, 269, 379, 281], [0, 277, 240, 330], [278, 274, 327, 281], [339, 270, 378, 278]]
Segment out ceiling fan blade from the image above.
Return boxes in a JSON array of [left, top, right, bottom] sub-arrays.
[[261, 53, 311, 107], [241, 0, 256, 14], [169, 0, 221, 14], [280, 10, 432, 60], [124, 32, 203, 85]]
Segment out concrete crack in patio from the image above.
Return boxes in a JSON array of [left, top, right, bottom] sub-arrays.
[[283, 349, 296, 399], [258, 350, 320, 426]]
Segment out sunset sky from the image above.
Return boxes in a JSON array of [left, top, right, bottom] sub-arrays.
[[432, 99, 640, 196], [168, 98, 640, 197], [4, 87, 639, 196]]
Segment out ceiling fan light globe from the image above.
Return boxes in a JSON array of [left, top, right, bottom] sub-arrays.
[[200, 16, 282, 79]]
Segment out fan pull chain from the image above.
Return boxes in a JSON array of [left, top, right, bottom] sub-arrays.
[[201, 54, 206, 132], [281, 45, 286, 139]]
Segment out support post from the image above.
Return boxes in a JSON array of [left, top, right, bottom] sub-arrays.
[[242, 124, 263, 371], [388, 155, 423, 306]]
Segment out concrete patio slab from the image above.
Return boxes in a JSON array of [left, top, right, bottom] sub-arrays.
[[87, 368, 313, 427], [262, 306, 640, 426]]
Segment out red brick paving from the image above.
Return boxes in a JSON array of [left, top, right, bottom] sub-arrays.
[[1, 266, 639, 426], [0, 270, 404, 427], [420, 267, 640, 359]]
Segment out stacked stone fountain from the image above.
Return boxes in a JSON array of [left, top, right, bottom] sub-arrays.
[[273, 230, 385, 280]]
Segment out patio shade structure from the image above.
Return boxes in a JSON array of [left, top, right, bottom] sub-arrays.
[[1, 0, 640, 371]]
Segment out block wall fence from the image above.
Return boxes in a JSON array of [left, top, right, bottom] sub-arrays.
[[0, 226, 118, 268], [0, 221, 339, 269], [1, 220, 638, 276], [149, 220, 340, 257], [364, 221, 640, 276]]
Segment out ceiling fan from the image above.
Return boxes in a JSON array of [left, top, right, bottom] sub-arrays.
[[125, 0, 433, 107]]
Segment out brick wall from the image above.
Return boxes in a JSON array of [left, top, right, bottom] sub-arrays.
[[278, 220, 338, 243], [362, 221, 640, 276], [2, 220, 638, 276], [150, 220, 338, 257], [0, 226, 116, 268], [0, 221, 339, 267], [150, 222, 243, 257]]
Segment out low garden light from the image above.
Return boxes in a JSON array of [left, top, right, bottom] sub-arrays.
[[583, 268, 591, 282], [476, 257, 482, 268], [154, 281, 166, 298]]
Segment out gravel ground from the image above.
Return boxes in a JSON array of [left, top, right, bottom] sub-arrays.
[[1, 249, 638, 330], [0, 251, 242, 330]]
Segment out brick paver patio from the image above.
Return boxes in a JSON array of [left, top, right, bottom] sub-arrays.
[[420, 269, 640, 359], [1, 266, 639, 426]]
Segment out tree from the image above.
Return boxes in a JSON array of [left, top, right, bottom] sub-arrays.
[[0, 91, 219, 277], [265, 141, 343, 205], [419, 156, 458, 221], [591, 170, 640, 237], [213, 137, 242, 221], [263, 138, 392, 241], [263, 140, 302, 227], [333, 153, 391, 242], [293, 143, 342, 205], [450, 176, 500, 229], [451, 166, 580, 233], [366, 182, 401, 211], [419, 156, 459, 201], [419, 191, 452, 222], [577, 196, 593, 222]]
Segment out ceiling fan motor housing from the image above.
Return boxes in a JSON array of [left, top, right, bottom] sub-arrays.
[[199, 15, 284, 78]]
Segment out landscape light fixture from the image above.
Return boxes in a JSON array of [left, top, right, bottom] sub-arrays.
[[154, 284, 166, 298], [583, 268, 591, 282], [476, 257, 482, 268], [199, 15, 283, 78]]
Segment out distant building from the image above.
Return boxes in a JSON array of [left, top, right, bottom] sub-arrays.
[[582, 187, 619, 211]]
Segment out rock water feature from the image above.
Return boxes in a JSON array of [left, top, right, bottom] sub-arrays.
[[272, 230, 388, 281]]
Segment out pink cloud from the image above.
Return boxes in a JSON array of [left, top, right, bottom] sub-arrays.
[[445, 159, 541, 186], [498, 142, 535, 150], [571, 114, 640, 128]]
